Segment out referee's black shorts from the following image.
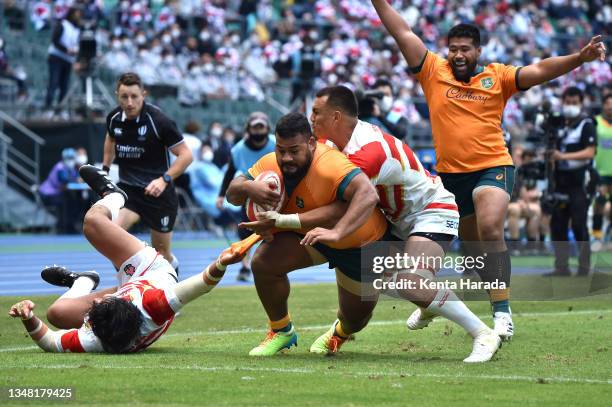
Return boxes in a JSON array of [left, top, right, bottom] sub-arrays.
[[118, 182, 178, 233]]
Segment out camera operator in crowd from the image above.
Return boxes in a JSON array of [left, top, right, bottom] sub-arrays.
[[46, 7, 81, 110], [546, 87, 597, 277], [591, 94, 612, 245], [356, 89, 393, 135], [507, 149, 543, 255], [372, 79, 410, 140], [290, 27, 321, 104]]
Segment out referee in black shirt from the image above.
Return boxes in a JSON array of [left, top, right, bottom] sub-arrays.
[[102, 72, 193, 272]]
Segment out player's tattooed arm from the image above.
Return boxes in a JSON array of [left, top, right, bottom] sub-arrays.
[[8, 300, 63, 352], [370, 0, 427, 68]]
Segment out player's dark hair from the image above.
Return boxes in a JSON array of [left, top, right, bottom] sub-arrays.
[[89, 297, 143, 353], [602, 93, 612, 105], [316, 86, 359, 117], [275, 112, 312, 140], [448, 24, 481, 47], [116, 72, 144, 90], [562, 86, 584, 102]]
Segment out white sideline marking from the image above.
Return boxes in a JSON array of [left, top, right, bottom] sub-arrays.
[[164, 308, 612, 338], [0, 363, 609, 385], [1, 309, 610, 353], [0, 345, 39, 352]]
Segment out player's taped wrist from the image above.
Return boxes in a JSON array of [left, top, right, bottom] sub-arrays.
[[263, 211, 301, 229], [276, 213, 301, 229]]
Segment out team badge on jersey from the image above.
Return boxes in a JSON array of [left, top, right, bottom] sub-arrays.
[[481, 78, 494, 89], [124, 264, 135, 276], [138, 125, 148, 140], [114, 128, 122, 136], [296, 197, 304, 209]]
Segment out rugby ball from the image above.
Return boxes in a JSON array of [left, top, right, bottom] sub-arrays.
[[246, 171, 286, 221]]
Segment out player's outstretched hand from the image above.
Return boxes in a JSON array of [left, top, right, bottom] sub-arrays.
[[218, 247, 248, 267], [580, 35, 607, 63], [239, 218, 275, 235], [301, 227, 341, 246], [8, 300, 35, 319]]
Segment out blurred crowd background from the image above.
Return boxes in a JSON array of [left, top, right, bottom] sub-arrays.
[[0, 0, 611, 246]]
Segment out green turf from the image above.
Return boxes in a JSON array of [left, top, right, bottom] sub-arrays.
[[0, 282, 610, 406]]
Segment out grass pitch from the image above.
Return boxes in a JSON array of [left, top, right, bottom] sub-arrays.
[[0, 281, 611, 406]]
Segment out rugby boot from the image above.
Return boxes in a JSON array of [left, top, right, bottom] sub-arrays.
[[310, 320, 349, 355], [249, 327, 298, 356], [41, 266, 100, 290], [79, 164, 127, 201]]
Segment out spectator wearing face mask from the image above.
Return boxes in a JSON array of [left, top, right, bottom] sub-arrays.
[[180, 121, 204, 161], [171, 121, 204, 198], [373, 78, 410, 141], [357, 93, 392, 134], [102, 36, 132, 73], [207, 121, 230, 168], [222, 126, 237, 147], [216, 112, 276, 281], [178, 62, 206, 107], [38, 148, 81, 233], [189, 142, 226, 229], [75, 147, 88, 168]]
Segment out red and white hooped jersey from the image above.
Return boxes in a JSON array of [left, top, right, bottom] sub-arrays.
[[57, 248, 181, 353], [327, 120, 458, 223]]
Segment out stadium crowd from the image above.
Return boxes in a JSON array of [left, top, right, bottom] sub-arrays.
[[1, 0, 609, 134], [2, 0, 611, 246]]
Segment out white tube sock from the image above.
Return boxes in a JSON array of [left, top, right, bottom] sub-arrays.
[[92, 192, 125, 222], [59, 277, 95, 300], [173, 266, 220, 304], [426, 289, 488, 338]]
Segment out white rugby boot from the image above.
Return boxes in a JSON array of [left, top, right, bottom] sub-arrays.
[[406, 307, 437, 330], [493, 311, 514, 341], [463, 328, 501, 363]]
